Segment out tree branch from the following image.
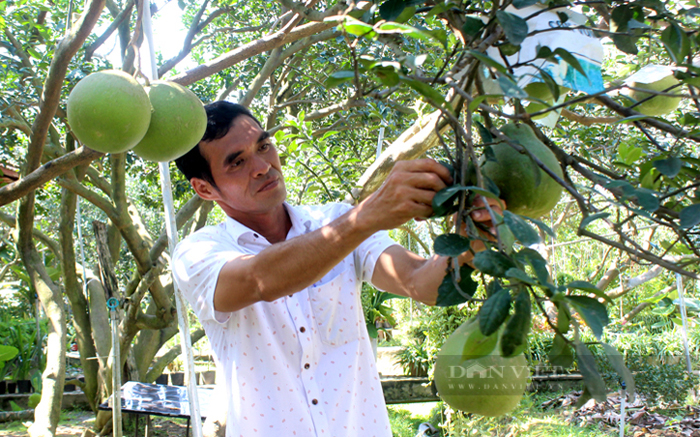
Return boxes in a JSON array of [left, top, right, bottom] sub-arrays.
[[158, 0, 210, 77], [595, 95, 700, 144], [25, 0, 106, 175], [561, 108, 621, 126], [84, 0, 136, 61], [171, 2, 367, 85], [0, 147, 103, 207]]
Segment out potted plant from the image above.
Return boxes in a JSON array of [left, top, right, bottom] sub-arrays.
[[0, 345, 19, 395]]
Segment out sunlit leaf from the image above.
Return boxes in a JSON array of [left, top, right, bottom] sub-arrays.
[[479, 288, 511, 336]]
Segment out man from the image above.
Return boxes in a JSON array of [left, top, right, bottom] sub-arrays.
[[173, 101, 499, 436]]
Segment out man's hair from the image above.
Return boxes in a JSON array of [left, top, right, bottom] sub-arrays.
[[175, 101, 261, 187]]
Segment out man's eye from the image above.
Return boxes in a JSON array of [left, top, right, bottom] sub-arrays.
[[260, 143, 270, 151]]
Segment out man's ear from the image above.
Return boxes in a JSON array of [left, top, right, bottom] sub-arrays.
[[191, 178, 220, 201]]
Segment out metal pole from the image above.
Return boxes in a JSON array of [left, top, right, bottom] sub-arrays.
[[619, 385, 625, 437], [76, 199, 89, 299], [376, 127, 385, 160], [141, 2, 203, 435], [676, 273, 693, 373], [108, 297, 123, 437]]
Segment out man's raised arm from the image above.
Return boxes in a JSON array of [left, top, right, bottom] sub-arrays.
[[212, 159, 452, 313]]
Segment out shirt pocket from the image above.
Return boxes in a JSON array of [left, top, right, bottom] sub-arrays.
[[308, 269, 362, 347]]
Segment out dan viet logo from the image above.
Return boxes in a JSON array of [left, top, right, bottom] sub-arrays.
[[443, 363, 529, 392]]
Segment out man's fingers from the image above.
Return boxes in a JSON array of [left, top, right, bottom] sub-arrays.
[[395, 159, 453, 185]]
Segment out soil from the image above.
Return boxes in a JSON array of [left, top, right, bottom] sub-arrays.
[[0, 412, 190, 437]]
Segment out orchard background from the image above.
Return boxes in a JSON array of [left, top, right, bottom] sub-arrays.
[[0, 0, 699, 435]]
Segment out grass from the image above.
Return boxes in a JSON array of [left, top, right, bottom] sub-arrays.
[[387, 392, 618, 437]]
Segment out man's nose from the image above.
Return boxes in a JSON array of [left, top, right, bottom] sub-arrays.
[[251, 155, 271, 177]]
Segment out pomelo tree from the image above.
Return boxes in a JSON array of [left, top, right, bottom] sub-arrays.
[[0, 0, 698, 433]]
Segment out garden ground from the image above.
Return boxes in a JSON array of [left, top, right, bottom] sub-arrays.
[[0, 392, 631, 437]]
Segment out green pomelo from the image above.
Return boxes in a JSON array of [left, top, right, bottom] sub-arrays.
[[434, 318, 529, 417], [28, 393, 41, 409], [481, 123, 563, 218], [524, 82, 568, 120], [629, 74, 681, 116], [131, 81, 207, 162], [67, 70, 152, 154]]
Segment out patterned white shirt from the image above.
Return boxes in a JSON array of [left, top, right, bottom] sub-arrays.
[[172, 202, 398, 437]]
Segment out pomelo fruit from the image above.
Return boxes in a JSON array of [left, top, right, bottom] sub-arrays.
[[481, 123, 563, 218], [131, 81, 207, 162], [434, 317, 529, 417], [67, 70, 152, 154], [523, 82, 569, 120], [629, 74, 681, 116]]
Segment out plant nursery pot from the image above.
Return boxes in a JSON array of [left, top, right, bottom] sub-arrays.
[[170, 372, 185, 386], [7, 382, 16, 394], [155, 374, 168, 385], [17, 380, 32, 393], [0, 381, 6, 395], [200, 370, 216, 385]]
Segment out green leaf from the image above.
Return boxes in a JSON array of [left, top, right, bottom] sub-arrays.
[[497, 75, 528, 98], [366, 323, 379, 338], [475, 121, 493, 143], [566, 280, 612, 303], [548, 334, 574, 369], [373, 66, 400, 87], [501, 290, 531, 357], [432, 185, 463, 217], [469, 51, 508, 74], [522, 216, 555, 238], [680, 204, 700, 229], [341, 17, 376, 38], [574, 340, 607, 402], [601, 343, 636, 401], [473, 250, 516, 277], [437, 265, 478, 306], [0, 345, 19, 362], [325, 71, 356, 88], [505, 267, 537, 285], [553, 48, 587, 78], [512, 0, 540, 9], [503, 211, 541, 246], [567, 296, 609, 340], [514, 248, 551, 286], [661, 22, 690, 64], [479, 288, 511, 336], [468, 95, 487, 113], [634, 188, 659, 212], [462, 15, 485, 38], [653, 157, 683, 178], [434, 233, 472, 257], [401, 77, 452, 111], [612, 114, 650, 124], [496, 11, 529, 46], [579, 212, 610, 230], [379, 0, 406, 21], [461, 319, 498, 358]]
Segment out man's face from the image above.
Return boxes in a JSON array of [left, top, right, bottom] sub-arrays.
[[197, 116, 287, 218]]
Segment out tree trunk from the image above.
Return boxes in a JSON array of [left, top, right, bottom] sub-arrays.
[[59, 188, 100, 412]]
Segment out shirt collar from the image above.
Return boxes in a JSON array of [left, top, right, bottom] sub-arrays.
[[223, 202, 314, 245]]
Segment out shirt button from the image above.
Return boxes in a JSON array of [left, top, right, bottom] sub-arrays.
[[311, 399, 318, 405], [288, 295, 293, 298], [299, 327, 306, 333], [304, 363, 310, 369]]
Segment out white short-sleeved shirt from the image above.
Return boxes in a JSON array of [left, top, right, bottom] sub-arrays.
[[172, 202, 398, 437]]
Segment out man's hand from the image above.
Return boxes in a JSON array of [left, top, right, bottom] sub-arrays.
[[457, 196, 506, 266], [354, 159, 452, 233]]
